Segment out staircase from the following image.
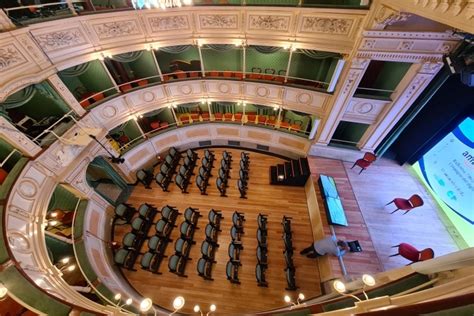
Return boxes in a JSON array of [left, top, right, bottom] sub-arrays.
[[270, 157, 310, 186]]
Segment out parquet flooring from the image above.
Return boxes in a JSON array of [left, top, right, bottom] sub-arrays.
[[114, 149, 321, 315], [343, 158, 458, 271], [307, 156, 384, 278]]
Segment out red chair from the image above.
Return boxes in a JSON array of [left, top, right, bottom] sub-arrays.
[[201, 113, 210, 121], [390, 243, 434, 264], [214, 112, 223, 120], [234, 113, 243, 121], [190, 113, 199, 121], [386, 194, 424, 214], [257, 115, 267, 124], [247, 114, 256, 123], [224, 113, 233, 121], [280, 121, 289, 129], [120, 84, 133, 93], [137, 79, 148, 87], [150, 121, 160, 130], [351, 152, 376, 174]]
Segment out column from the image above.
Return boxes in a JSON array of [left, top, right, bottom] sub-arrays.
[[358, 60, 444, 152], [316, 57, 370, 145], [0, 117, 42, 157], [48, 74, 86, 116]]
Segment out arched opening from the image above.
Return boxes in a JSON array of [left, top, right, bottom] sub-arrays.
[[86, 157, 131, 205]]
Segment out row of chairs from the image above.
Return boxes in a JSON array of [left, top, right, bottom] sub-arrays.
[[227, 211, 245, 284], [140, 205, 180, 273], [197, 209, 223, 280], [282, 216, 297, 291], [175, 149, 199, 193], [217, 151, 232, 197], [168, 207, 201, 277], [155, 147, 181, 191], [114, 204, 159, 270], [238, 152, 250, 199], [196, 149, 215, 195], [256, 213, 268, 287]]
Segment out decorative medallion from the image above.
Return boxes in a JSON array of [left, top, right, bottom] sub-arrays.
[[17, 179, 38, 198], [0, 44, 27, 71], [7, 231, 31, 253], [148, 15, 189, 32], [248, 15, 290, 32], [178, 84, 192, 95], [35, 28, 87, 52], [199, 14, 238, 29], [102, 105, 117, 118], [397, 41, 414, 51], [142, 91, 155, 102], [218, 83, 230, 94], [93, 20, 141, 40], [296, 92, 313, 105], [301, 17, 353, 35], [361, 39, 376, 50], [256, 86, 269, 97], [354, 102, 374, 114]]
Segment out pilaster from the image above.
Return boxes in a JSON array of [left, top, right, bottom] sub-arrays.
[[316, 57, 370, 145], [358, 60, 443, 152], [48, 74, 86, 116]]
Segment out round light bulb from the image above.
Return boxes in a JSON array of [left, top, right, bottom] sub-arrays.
[[0, 284, 7, 299], [193, 305, 200, 313], [298, 293, 305, 301], [333, 280, 346, 293], [125, 298, 132, 305], [209, 304, 216, 312], [60, 257, 70, 264], [284, 295, 291, 303], [48, 220, 58, 226], [173, 296, 185, 310], [140, 298, 153, 312], [67, 265, 76, 272], [50, 212, 58, 218], [362, 274, 376, 287], [114, 293, 121, 301]]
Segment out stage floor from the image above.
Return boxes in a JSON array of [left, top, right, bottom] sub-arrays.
[[115, 148, 321, 314]]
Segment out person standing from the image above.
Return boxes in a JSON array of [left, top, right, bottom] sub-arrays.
[[300, 235, 349, 258]]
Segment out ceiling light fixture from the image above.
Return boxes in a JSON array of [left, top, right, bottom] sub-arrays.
[[132, 0, 192, 10], [170, 296, 185, 315]]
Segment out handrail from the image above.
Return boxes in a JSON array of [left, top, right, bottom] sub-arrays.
[[71, 199, 133, 315], [356, 87, 396, 93], [32, 110, 76, 143]]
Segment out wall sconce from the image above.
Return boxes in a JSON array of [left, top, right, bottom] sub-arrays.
[[284, 293, 305, 308], [194, 304, 216, 316], [196, 40, 203, 47], [170, 296, 185, 315], [361, 274, 376, 300]]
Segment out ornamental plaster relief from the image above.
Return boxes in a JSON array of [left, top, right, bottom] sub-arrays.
[[0, 117, 42, 157], [90, 98, 130, 130], [146, 14, 190, 33], [372, 4, 411, 30], [197, 13, 239, 31], [299, 16, 354, 35], [48, 74, 86, 116], [34, 27, 88, 52], [343, 97, 390, 124], [168, 81, 204, 99], [243, 83, 280, 101], [0, 43, 28, 72], [246, 13, 292, 33], [359, 36, 457, 54]]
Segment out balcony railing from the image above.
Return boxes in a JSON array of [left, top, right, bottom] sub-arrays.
[[77, 72, 329, 110], [2, 0, 369, 27]]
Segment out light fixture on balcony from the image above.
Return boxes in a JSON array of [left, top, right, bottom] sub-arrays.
[[132, 0, 192, 10], [283, 293, 306, 309]]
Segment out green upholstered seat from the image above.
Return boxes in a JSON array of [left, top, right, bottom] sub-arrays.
[[205, 224, 218, 244], [230, 225, 241, 241], [122, 232, 138, 249], [139, 204, 155, 221], [226, 261, 239, 283], [208, 209, 222, 228], [114, 249, 130, 265], [257, 213, 267, 231], [284, 250, 294, 270], [228, 243, 241, 261], [200, 240, 215, 260], [174, 238, 191, 257], [115, 203, 134, 222], [131, 217, 145, 232], [184, 207, 200, 225], [197, 258, 213, 280], [168, 254, 180, 272], [256, 264, 268, 287], [148, 235, 162, 252], [169, 147, 178, 158], [180, 221, 193, 239], [141, 252, 154, 269], [161, 205, 178, 222], [286, 267, 297, 290]]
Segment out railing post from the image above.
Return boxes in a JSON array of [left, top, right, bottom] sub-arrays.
[[0, 9, 16, 31]]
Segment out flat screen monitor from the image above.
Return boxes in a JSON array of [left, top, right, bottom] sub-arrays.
[[319, 174, 348, 226]]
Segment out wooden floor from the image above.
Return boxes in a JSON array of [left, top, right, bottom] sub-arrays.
[[115, 149, 321, 315], [343, 158, 459, 271], [308, 157, 384, 278]]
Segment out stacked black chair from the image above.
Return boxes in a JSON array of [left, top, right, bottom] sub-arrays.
[[197, 209, 222, 280], [155, 147, 181, 191], [169, 208, 199, 278], [282, 216, 297, 290], [238, 152, 250, 198], [114, 203, 136, 223], [256, 213, 269, 287], [140, 205, 179, 274], [135, 169, 153, 189], [226, 260, 240, 284], [216, 151, 232, 197], [115, 203, 158, 270], [175, 149, 198, 193], [196, 150, 214, 195]]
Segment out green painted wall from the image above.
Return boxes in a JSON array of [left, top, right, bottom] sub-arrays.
[[202, 47, 243, 72], [289, 53, 338, 82], [372, 61, 412, 91], [245, 47, 289, 73], [48, 185, 79, 213], [45, 235, 74, 264]]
